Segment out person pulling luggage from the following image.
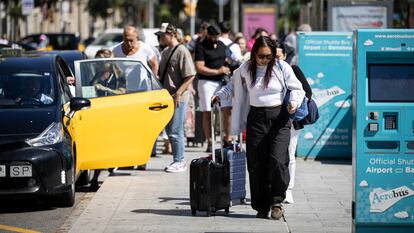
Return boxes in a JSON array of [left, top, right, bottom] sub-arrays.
[[230, 36, 305, 219]]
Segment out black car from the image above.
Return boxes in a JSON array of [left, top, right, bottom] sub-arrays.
[[27, 50, 87, 73], [18, 33, 81, 51], [0, 52, 88, 206]]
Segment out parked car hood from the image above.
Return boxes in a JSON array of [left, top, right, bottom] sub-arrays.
[[0, 108, 56, 144]]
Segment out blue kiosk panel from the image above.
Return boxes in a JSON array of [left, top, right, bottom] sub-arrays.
[[297, 32, 353, 159], [353, 29, 414, 233]]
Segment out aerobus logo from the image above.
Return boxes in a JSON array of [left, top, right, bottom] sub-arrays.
[[369, 186, 414, 213]]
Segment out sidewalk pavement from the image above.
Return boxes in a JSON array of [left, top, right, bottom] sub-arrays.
[[69, 143, 352, 233]]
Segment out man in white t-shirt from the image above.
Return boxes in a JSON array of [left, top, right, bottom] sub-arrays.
[[112, 26, 159, 76]]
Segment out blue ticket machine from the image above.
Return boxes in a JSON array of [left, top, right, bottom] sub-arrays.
[[353, 29, 414, 233]]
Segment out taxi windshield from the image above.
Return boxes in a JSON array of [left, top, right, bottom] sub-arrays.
[[0, 72, 56, 107]]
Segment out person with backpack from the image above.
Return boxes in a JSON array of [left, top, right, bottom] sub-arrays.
[[218, 21, 243, 147], [275, 41, 313, 204]]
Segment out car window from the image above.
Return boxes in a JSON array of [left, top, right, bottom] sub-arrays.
[[0, 72, 56, 107], [57, 61, 73, 102], [76, 59, 161, 99], [92, 33, 123, 46]]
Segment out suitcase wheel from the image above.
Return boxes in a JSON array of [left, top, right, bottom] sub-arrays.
[[191, 208, 196, 216], [225, 207, 229, 215], [241, 198, 247, 204]]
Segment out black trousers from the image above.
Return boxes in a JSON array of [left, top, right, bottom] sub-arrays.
[[246, 105, 291, 213]]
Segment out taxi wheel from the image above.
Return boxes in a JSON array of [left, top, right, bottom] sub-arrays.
[[57, 169, 75, 207]]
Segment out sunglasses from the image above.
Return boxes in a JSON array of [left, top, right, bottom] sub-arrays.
[[256, 54, 273, 60]]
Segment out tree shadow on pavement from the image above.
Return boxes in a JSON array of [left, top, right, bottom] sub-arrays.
[[314, 159, 352, 166], [131, 208, 253, 218], [158, 197, 190, 205]]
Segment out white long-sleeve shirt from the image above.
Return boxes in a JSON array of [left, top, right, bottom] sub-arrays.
[[229, 60, 305, 135]]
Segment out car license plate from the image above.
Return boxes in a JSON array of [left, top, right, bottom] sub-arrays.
[[0, 165, 5, 177], [10, 165, 32, 177]]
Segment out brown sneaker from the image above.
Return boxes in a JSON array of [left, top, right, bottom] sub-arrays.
[[270, 205, 284, 220]]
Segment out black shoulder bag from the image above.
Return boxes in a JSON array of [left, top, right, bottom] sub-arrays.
[[160, 44, 181, 85]]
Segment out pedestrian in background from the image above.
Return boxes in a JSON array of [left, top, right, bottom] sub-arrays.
[[275, 41, 312, 204], [284, 24, 312, 65], [246, 28, 268, 52], [155, 33, 172, 155], [195, 25, 231, 152], [66, 76, 76, 97], [156, 23, 196, 173], [218, 21, 243, 146], [231, 36, 305, 219], [112, 26, 159, 76], [187, 22, 210, 55], [235, 36, 250, 62]]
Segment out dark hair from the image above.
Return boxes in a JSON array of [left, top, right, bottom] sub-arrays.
[[252, 28, 268, 39], [219, 21, 231, 34], [274, 40, 286, 55], [207, 25, 221, 36], [199, 22, 210, 31], [248, 36, 276, 89], [275, 40, 295, 64], [95, 49, 113, 58]]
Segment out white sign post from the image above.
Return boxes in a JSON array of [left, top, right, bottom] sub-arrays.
[[214, 0, 229, 22], [22, 0, 34, 16], [22, 0, 34, 36]]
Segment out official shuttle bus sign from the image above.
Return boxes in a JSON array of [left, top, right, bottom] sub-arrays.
[[353, 29, 414, 233]]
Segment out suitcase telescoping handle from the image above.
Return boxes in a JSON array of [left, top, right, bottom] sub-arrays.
[[210, 102, 224, 162]]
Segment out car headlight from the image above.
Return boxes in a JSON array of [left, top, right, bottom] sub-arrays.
[[26, 122, 63, 147]]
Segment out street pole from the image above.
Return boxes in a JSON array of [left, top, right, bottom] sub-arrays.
[[190, 0, 195, 36], [231, 0, 239, 33], [0, 2, 3, 38], [78, 0, 81, 37], [148, 0, 154, 28], [219, 0, 223, 22], [25, 16, 28, 36]]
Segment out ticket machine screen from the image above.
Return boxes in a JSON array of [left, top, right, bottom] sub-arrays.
[[368, 64, 414, 102]]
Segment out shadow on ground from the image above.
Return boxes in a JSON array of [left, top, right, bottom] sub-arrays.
[[0, 198, 55, 213], [314, 159, 352, 165], [158, 197, 189, 205], [131, 208, 253, 218]]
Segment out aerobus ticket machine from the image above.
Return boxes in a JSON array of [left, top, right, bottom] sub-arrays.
[[353, 29, 414, 233]]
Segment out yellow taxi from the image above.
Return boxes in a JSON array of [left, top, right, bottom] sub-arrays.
[[71, 58, 173, 171]]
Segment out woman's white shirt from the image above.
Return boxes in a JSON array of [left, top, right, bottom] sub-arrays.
[[242, 61, 304, 107], [230, 60, 305, 135]]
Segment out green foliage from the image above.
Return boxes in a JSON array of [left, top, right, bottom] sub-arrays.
[[8, 3, 23, 20], [87, 0, 126, 19], [87, 0, 111, 19]]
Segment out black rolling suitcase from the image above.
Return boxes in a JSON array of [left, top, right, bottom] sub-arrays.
[[189, 104, 230, 216], [189, 158, 230, 216]]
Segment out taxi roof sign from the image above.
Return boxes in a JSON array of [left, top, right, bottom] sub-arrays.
[[1, 48, 22, 57]]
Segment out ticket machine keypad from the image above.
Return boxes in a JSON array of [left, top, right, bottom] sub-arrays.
[[384, 114, 397, 130]]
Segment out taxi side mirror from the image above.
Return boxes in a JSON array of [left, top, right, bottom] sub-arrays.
[[70, 97, 91, 111], [66, 97, 90, 128]]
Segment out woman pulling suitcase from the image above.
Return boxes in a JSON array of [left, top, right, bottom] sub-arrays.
[[230, 36, 305, 219]]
